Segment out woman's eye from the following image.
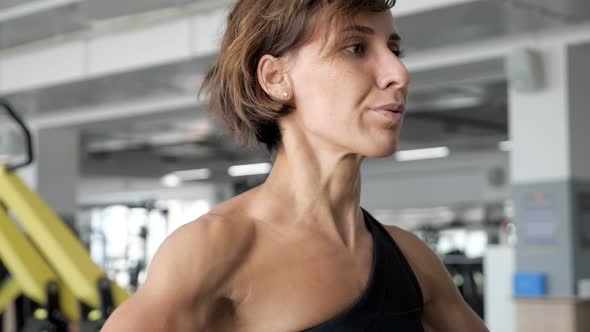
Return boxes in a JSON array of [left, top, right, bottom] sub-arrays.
[[393, 49, 406, 58], [345, 43, 406, 59], [345, 43, 365, 55]]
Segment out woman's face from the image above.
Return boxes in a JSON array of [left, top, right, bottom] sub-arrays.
[[286, 10, 409, 158]]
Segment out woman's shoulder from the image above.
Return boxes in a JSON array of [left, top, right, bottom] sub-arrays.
[[184, 205, 259, 266], [199, 186, 264, 242], [147, 203, 258, 297], [187, 208, 257, 250]]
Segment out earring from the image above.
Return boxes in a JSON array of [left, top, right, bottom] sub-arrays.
[[282, 91, 290, 99]]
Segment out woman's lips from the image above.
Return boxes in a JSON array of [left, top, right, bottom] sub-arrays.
[[371, 109, 404, 122], [370, 103, 405, 122]]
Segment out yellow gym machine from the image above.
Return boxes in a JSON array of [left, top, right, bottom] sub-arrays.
[[0, 99, 128, 331]]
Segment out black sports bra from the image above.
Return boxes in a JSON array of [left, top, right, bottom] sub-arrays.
[[302, 209, 424, 332]]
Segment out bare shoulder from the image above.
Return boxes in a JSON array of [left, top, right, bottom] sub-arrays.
[[152, 211, 257, 295], [102, 211, 256, 331]]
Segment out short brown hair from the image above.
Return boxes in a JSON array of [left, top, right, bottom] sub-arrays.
[[200, 0, 397, 153]]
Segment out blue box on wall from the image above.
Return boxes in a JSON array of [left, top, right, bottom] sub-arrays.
[[514, 272, 547, 297]]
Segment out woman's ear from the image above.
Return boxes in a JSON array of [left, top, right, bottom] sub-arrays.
[[257, 54, 292, 101]]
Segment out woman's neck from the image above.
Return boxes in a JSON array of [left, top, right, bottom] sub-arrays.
[[253, 136, 365, 246]]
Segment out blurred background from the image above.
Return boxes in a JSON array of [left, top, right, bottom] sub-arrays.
[[1, 0, 590, 331]]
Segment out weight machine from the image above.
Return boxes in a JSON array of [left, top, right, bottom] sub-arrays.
[[0, 100, 128, 331]]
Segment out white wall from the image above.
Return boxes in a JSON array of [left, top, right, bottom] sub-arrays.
[[484, 245, 516, 332], [361, 150, 510, 210]]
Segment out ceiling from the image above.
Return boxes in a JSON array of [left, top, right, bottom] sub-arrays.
[[2, 0, 589, 51], [2, 0, 588, 179], [396, 0, 582, 52], [0, 0, 226, 49], [0, 1, 88, 49], [3, 55, 216, 115]]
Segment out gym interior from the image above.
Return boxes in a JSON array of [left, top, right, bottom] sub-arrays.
[[1, 0, 590, 331]]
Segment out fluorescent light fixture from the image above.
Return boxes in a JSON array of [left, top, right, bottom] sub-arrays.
[[161, 168, 211, 187], [228, 163, 272, 177], [395, 147, 450, 162], [173, 168, 212, 181], [499, 140, 512, 152], [161, 174, 181, 188]]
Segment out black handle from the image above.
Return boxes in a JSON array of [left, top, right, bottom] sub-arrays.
[[0, 99, 34, 171]]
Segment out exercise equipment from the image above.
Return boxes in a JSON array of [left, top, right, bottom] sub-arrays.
[[444, 250, 485, 318], [0, 99, 129, 331]]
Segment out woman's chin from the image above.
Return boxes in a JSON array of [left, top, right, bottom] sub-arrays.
[[363, 142, 398, 158]]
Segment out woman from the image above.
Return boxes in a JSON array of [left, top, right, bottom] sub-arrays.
[[103, 0, 489, 331]]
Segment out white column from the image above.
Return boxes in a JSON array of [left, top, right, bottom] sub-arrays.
[[17, 127, 80, 221], [508, 40, 590, 297]]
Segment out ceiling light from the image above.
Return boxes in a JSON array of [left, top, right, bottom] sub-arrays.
[[395, 147, 450, 162], [161, 168, 212, 187], [173, 168, 212, 181], [499, 140, 512, 152], [228, 163, 272, 177], [161, 174, 182, 188]]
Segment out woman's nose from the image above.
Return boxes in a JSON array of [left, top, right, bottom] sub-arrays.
[[376, 51, 410, 91]]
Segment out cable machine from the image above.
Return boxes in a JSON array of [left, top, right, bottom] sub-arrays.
[[0, 100, 129, 331]]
